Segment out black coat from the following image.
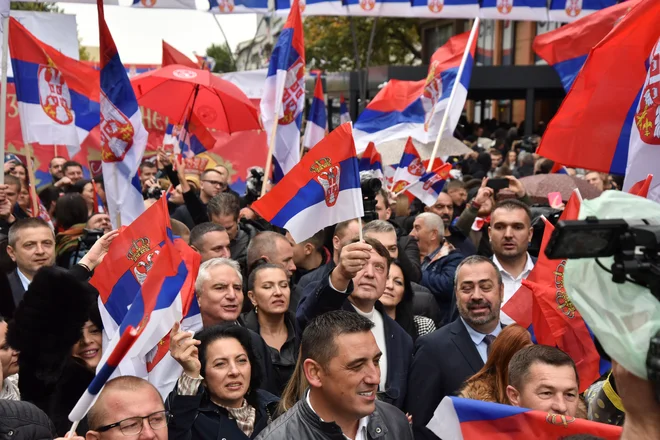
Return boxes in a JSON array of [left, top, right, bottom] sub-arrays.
[[405, 319, 486, 440], [420, 250, 464, 327], [296, 275, 413, 409], [166, 387, 279, 440], [0, 400, 57, 440]]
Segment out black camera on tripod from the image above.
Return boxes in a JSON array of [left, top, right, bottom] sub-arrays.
[[546, 217, 660, 402], [360, 175, 382, 223]]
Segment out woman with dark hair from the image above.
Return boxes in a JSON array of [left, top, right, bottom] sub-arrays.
[[70, 179, 95, 217], [380, 260, 435, 342], [54, 193, 89, 268], [458, 324, 532, 403], [167, 323, 280, 440], [242, 263, 299, 395]]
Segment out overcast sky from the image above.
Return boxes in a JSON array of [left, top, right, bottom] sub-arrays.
[[59, 2, 259, 64]]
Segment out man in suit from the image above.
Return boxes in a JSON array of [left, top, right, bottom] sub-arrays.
[[297, 237, 413, 410], [406, 255, 504, 440], [6, 218, 56, 309]]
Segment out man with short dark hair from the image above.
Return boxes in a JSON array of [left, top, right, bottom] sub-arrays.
[[0, 176, 21, 235], [189, 222, 231, 262], [208, 192, 255, 264], [445, 180, 467, 218], [172, 166, 226, 227], [85, 376, 168, 440], [406, 255, 505, 440], [138, 161, 158, 193], [62, 161, 84, 184], [489, 198, 535, 324], [290, 229, 328, 285], [297, 237, 413, 409], [87, 213, 112, 234], [256, 311, 413, 440], [507, 345, 580, 417], [49, 156, 67, 183]]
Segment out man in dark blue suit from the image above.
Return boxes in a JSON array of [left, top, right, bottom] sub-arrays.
[[406, 255, 505, 440], [297, 237, 413, 410]]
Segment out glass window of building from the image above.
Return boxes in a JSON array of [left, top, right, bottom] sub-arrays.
[[476, 19, 495, 66], [501, 20, 515, 66]]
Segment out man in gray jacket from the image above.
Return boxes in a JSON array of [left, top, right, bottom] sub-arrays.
[[256, 311, 412, 440]]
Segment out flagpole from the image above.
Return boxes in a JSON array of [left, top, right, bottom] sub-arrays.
[[211, 14, 236, 69], [426, 17, 480, 173], [0, 14, 10, 186], [261, 110, 280, 197], [393, 179, 423, 197]]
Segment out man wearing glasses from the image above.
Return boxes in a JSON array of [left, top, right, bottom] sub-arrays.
[[85, 376, 169, 440], [175, 166, 227, 226]]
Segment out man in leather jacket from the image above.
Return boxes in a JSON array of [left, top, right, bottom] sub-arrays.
[[256, 311, 412, 440]]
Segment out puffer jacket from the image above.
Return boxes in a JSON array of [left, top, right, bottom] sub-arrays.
[[167, 387, 280, 440], [0, 400, 56, 440], [255, 397, 413, 440]]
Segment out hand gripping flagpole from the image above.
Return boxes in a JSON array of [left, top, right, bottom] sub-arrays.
[[426, 17, 480, 174], [0, 12, 10, 186]]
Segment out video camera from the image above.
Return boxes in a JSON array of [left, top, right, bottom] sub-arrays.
[[546, 217, 660, 402], [360, 173, 382, 223]]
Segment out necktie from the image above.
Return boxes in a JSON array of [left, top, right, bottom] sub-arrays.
[[483, 334, 497, 355]]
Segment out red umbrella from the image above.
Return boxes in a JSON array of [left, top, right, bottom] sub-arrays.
[[131, 64, 261, 133]]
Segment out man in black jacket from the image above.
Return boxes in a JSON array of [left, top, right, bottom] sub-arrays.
[[406, 255, 505, 440], [256, 311, 412, 440], [297, 238, 413, 409]]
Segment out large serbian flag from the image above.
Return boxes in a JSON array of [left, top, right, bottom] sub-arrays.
[[8, 17, 100, 157], [427, 397, 623, 440], [536, 0, 660, 201], [260, 0, 305, 183], [251, 123, 363, 243], [98, 0, 148, 226]]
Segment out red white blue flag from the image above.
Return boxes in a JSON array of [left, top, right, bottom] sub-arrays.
[[252, 123, 363, 243], [9, 18, 99, 158], [339, 93, 351, 124], [358, 141, 384, 179], [534, 0, 640, 91], [303, 74, 327, 149], [98, 0, 148, 226], [408, 163, 452, 207], [548, 0, 618, 23], [353, 31, 476, 153], [260, 0, 305, 182], [427, 397, 623, 440], [537, 0, 660, 201], [164, 112, 216, 157]]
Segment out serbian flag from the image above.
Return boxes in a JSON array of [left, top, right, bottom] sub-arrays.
[[391, 138, 426, 193], [90, 197, 198, 397], [534, 0, 640, 91], [628, 174, 653, 197], [358, 141, 384, 179], [260, 0, 305, 183], [251, 123, 363, 243], [408, 163, 452, 207], [353, 30, 476, 153], [8, 18, 100, 158], [98, 0, 148, 227], [480, 0, 548, 22], [427, 397, 623, 440], [303, 75, 327, 150], [178, 113, 216, 157], [195, 54, 216, 71], [162, 40, 198, 69], [92, 179, 106, 214], [550, 162, 569, 174], [536, 0, 660, 201], [132, 0, 196, 9], [339, 93, 351, 124], [548, 0, 618, 23]]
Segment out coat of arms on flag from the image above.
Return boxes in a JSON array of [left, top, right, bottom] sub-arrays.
[[39, 63, 74, 125], [497, 0, 513, 14], [311, 157, 341, 207], [100, 96, 136, 162], [565, 0, 583, 17], [635, 39, 660, 144], [127, 236, 161, 285]]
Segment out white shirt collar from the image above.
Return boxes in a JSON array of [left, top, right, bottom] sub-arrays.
[[351, 303, 375, 320], [16, 269, 31, 291], [492, 253, 535, 279], [306, 390, 370, 440], [460, 317, 502, 345]]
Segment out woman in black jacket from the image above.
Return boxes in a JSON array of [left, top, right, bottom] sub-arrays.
[[167, 324, 279, 440]]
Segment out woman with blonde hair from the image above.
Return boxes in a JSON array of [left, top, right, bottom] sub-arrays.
[[459, 324, 532, 403]]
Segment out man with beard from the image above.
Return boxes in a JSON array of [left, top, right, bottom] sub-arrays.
[[426, 192, 475, 257], [488, 199, 534, 325], [405, 255, 504, 440]]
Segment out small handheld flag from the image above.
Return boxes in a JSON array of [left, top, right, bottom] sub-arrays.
[[358, 142, 384, 179], [252, 123, 363, 243], [302, 74, 327, 150]]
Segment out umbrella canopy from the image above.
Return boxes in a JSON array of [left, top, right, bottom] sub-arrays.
[[519, 174, 602, 204], [131, 64, 261, 133], [377, 137, 472, 166]]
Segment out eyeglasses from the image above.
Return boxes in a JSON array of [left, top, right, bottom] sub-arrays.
[[202, 180, 226, 187], [95, 410, 171, 436]]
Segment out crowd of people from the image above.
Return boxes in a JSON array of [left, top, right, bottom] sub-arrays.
[[0, 128, 658, 440]]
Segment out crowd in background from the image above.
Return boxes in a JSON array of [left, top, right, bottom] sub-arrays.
[[0, 120, 657, 440]]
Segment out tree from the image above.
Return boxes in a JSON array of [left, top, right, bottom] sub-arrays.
[[304, 17, 422, 72], [206, 44, 236, 74], [10, 2, 61, 12], [79, 39, 90, 61]]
